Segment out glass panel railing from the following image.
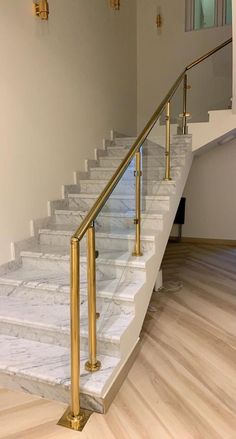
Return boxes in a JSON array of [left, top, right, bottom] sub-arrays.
[[186, 43, 232, 122], [92, 93, 184, 352]]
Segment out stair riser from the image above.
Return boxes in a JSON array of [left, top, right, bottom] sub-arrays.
[[21, 256, 145, 282], [55, 212, 164, 232], [0, 321, 121, 357], [68, 196, 169, 213], [78, 180, 176, 195], [99, 156, 185, 168], [39, 232, 155, 253], [89, 168, 180, 180], [0, 372, 105, 413]]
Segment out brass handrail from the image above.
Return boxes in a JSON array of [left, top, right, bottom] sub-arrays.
[[73, 37, 232, 242], [186, 37, 232, 71], [58, 36, 232, 431]]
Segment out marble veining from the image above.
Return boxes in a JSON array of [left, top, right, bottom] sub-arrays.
[[0, 133, 193, 406]]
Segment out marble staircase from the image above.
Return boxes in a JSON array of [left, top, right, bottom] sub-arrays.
[[0, 133, 193, 413]]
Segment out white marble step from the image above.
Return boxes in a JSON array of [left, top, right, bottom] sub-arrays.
[[55, 209, 164, 232], [99, 155, 186, 168], [0, 275, 145, 306], [0, 294, 134, 357], [65, 179, 177, 196], [112, 135, 191, 149], [89, 166, 181, 181], [106, 144, 190, 157], [68, 193, 170, 213], [39, 226, 157, 253], [19, 245, 152, 282], [0, 334, 120, 411]]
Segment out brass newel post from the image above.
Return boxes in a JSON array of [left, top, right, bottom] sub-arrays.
[[164, 101, 172, 181], [132, 149, 143, 257], [58, 238, 91, 431], [85, 223, 101, 372], [182, 74, 188, 134]]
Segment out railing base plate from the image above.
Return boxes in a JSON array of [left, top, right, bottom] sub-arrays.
[[57, 406, 92, 431]]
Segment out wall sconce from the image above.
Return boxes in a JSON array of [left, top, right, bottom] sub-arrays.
[[34, 0, 49, 20], [110, 0, 120, 10], [156, 14, 162, 28], [156, 6, 162, 29]]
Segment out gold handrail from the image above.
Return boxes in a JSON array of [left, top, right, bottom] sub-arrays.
[[58, 36, 232, 432], [73, 37, 232, 242], [186, 37, 232, 71]]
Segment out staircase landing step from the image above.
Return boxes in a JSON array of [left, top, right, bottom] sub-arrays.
[[0, 334, 120, 411]]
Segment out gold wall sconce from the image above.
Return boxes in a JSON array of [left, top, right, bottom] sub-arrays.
[[156, 14, 162, 28], [34, 0, 49, 20], [110, 0, 120, 11], [156, 6, 162, 29]]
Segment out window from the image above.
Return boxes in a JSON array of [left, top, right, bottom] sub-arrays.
[[186, 0, 232, 31], [225, 0, 232, 25]]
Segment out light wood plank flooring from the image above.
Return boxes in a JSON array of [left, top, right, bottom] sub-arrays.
[[0, 243, 235, 439]]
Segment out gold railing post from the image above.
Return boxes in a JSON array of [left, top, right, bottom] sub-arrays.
[[182, 74, 188, 135], [132, 149, 143, 257], [85, 223, 101, 372], [58, 238, 91, 431], [164, 101, 172, 181]]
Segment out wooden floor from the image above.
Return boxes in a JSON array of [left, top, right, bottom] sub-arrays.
[[0, 243, 235, 439]]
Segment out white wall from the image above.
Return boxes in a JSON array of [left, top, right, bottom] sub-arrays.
[[137, 0, 232, 130], [182, 138, 236, 240], [0, 0, 137, 264]]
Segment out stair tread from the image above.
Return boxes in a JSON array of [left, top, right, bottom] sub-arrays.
[[68, 193, 170, 200], [55, 209, 164, 218], [0, 274, 144, 301], [78, 178, 176, 184], [0, 295, 134, 342], [20, 244, 153, 268], [100, 154, 186, 159], [39, 224, 157, 241], [90, 165, 181, 171], [0, 334, 120, 396]]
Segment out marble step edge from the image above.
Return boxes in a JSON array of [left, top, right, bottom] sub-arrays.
[[20, 248, 153, 269], [54, 209, 165, 220], [109, 137, 191, 147], [68, 193, 171, 201], [88, 165, 182, 172], [67, 179, 177, 187], [0, 335, 139, 412], [63, 181, 177, 197], [0, 335, 120, 398], [0, 310, 135, 345], [98, 154, 186, 161], [38, 227, 157, 242], [0, 276, 146, 303]]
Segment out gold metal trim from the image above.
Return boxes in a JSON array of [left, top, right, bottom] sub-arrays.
[[163, 102, 172, 181], [34, 0, 49, 20], [57, 406, 92, 432], [58, 238, 85, 430], [59, 36, 232, 431], [110, 0, 120, 10], [85, 224, 101, 373], [186, 38, 232, 71], [182, 74, 188, 135], [132, 149, 143, 257]]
